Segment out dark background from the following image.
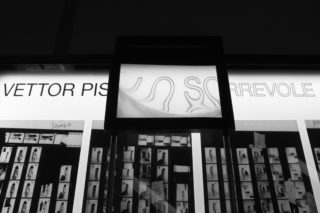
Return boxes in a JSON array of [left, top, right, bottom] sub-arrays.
[[1, 0, 320, 55]]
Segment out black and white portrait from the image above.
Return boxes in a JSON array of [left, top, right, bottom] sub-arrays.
[[123, 146, 135, 162], [241, 182, 254, 199], [208, 200, 220, 213], [237, 148, 249, 164], [14, 147, 27, 163], [6, 181, 19, 198], [85, 200, 98, 213], [285, 147, 299, 163], [40, 184, 53, 198], [268, 148, 280, 164], [176, 184, 188, 201], [156, 166, 168, 182], [120, 198, 132, 213], [254, 164, 268, 180], [206, 164, 218, 180], [121, 180, 133, 197], [122, 163, 134, 179], [91, 148, 103, 163], [140, 148, 152, 163], [157, 150, 168, 165], [29, 147, 42, 163], [2, 198, 16, 213], [37, 198, 50, 213], [251, 148, 264, 163], [238, 165, 251, 181], [57, 183, 69, 200], [270, 164, 284, 181], [59, 165, 72, 182], [139, 164, 151, 180], [10, 163, 23, 180], [207, 181, 219, 199], [55, 201, 67, 213], [289, 164, 302, 180], [22, 181, 35, 198], [0, 165, 7, 180], [257, 181, 271, 198], [89, 164, 101, 181], [87, 182, 100, 199], [18, 199, 31, 213], [205, 147, 217, 163], [23, 133, 40, 144], [0, 147, 12, 163], [25, 163, 38, 180]]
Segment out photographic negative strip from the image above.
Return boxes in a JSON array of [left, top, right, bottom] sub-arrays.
[[285, 147, 299, 163], [10, 163, 23, 180], [18, 199, 31, 213], [25, 163, 38, 180], [91, 148, 103, 163], [243, 200, 256, 213], [55, 201, 67, 213], [87, 181, 100, 199], [123, 146, 135, 162], [8, 133, 24, 143], [176, 202, 188, 213], [220, 148, 226, 164], [206, 164, 218, 180], [157, 150, 168, 165], [138, 199, 150, 213], [237, 148, 249, 164], [1, 198, 16, 213], [40, 183, 53, 198], [6, 180, 19, 198], [59, 165, 72, 182], [222, 165, 228, 181], [89, 164, 101, 181], [121, 180, 133, 197], [176, 184, 188, 201], [14, 147, 27, 163], [37, 198, 50, 213], [238, 165, 251, 181], [251, 148, 264, 163], [120, 198, 132, 213], [29, 147, 42, 163], [241, 182, 254, 199], [140, 164, 151, 180], [0, 164, 7, 180], [122, 163, 134, 179], [23, 133, 39, 144], [22, 181, 35, 198], [205, 147, 217, 163], [57, 183, 70, 200], [156, 166, 168, 182], [207, 181, 219, 199], [39, 134, 54, 144], [140, 148, 152, 163], [0, 147, 12, 163], [139, 182, 151, 200], [208, 200, 220, 213], [268, 148, 280, 164], [85, 200, 98, 213]]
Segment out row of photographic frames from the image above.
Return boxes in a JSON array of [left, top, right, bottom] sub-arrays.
[[1, 146, 41, 213], [176, 184, 189, 213], [5, 132, 68, 145], [204, 148, 227, 164], [54, 165, 72, 213], [123, 147, 171, 166], [85, 147, 103, 213], [138, 135, 191, 147]]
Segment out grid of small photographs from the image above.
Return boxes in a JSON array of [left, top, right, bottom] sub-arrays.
[[236, 148, 256, 213], [117, 133, 192, 213], [204, 147, 221, 213], [84, 147, 103, 213], [55, 165, 72, 213], [37, 183, 53, 213]]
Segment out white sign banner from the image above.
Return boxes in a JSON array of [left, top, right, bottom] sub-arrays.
[[0, 72, 108, 120], [229, 72, 320, 120]]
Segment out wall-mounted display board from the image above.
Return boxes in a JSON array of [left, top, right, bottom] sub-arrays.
[[112, 131, 194, 213], [229, 121, 318, 213], [105, 36, 234, 130], [0, 120, 84, 213]]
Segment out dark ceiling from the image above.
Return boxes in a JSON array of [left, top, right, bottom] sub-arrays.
[[0, 0, 320, 55]]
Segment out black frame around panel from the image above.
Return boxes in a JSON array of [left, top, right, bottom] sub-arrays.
[[105, 36, 235, 130]]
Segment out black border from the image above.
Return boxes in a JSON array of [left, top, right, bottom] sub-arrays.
[[105, 36, 235, 130]]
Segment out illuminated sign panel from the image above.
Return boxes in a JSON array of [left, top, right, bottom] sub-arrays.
[[117, 64, 221, 118]]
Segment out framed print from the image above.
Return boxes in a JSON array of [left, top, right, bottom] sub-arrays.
[[105, 36, 234, 130]]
